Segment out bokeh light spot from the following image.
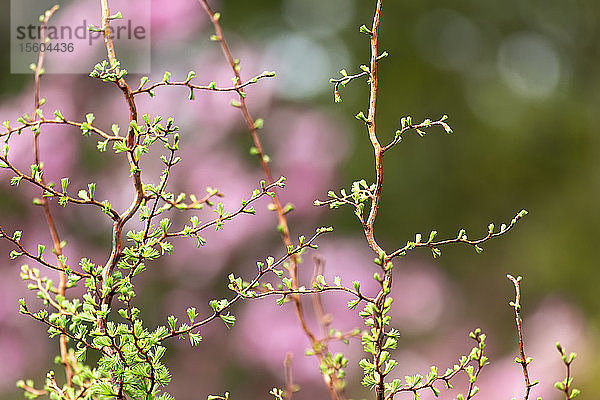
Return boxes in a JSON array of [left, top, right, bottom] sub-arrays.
[[497, 32, 561, 99], [413, 9, 482, 72], [282, 0, 355, 38], [263, 34, 348, 100]]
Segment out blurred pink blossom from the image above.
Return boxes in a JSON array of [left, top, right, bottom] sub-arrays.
[[235, 237, 453, 384], [478, 296, 590, 400], [151, 0, 205, 42], [267, 108, 351, 215]]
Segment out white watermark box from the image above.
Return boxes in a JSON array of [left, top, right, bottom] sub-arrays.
[[11, 0, 150, 74]]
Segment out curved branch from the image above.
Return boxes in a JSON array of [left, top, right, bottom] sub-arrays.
[[132, 71, 275, 96]]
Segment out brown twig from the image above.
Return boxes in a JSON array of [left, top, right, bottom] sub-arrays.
[[555, 342, 579, 399], [388, 210, 527, 259], [235, 286, 371, 302], [0, 156, 120, 220], [196, 2, 345, 399], [33, 6, 59, 114], [384, 330, 488, 400], [18, 382, 47, 397], [132, 71, 275, 96], [360, 2, 390, 400], [325, 2, 526, 398], [330, 52, 387, 102], [2, 116, 122, 140], [507, 274, 538, 400], [0, 226, 89, 277], [284, 353, 295, 399], [160, 228, 328, 340], [98, 0, 143, 288], [312, 257, 333, 338], [364, 0, 385, 260], [31, 4, 75, 387], [47, 371, 73, 400], [97, 3, 144, 397], [195, 1, 294, 272]]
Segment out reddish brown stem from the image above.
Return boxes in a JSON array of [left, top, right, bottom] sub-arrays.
[[361, 2, 389, 400], [31, 4, 74, 387], [284, 353, 295, 400], [99, 0, 142, 287], [197, 2, 344, 399], [508, 274, 537, 400], [311, 257, 332, 338], [98, 3, 143, 397], [365, 0, 385, 259]]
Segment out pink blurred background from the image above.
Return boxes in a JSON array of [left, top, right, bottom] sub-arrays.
[[0, 0, 594, 399]]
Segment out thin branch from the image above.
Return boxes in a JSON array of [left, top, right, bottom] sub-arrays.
[[47, 371, 73, 400], [132, 70, 275, 96], [235, 285, 371, 302], [284, 353, 295, 400], [364, 0, 385, 261], [330, 52, 388, 102], [31, 5, 73, 384], [124, 300, 157, 397], [508, 275, 538, 400], [164, 180, 284, 239], [0, 226, 89, 277], [385, 330, 488, 400], [98, 0, 143, 288], [160, 229, 328, 340], [555, 343, 579, 399], [388, 210, 528, 259], [360, 2, 388, 400], [2, 116, 121, 141], [196, 0, 296, 280], [19, 304, 101, 352], [21, 265, 75, 314], [381, 115, 452, 153], [17, 382, 47, 397], [312, 257, 332, 338], [196, 2, 345, 399], [0, 155, 120, 220]]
